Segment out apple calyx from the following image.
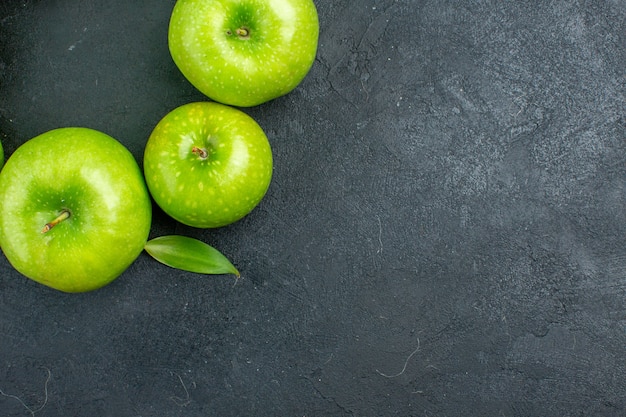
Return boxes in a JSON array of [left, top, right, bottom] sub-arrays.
[[41, 209, 71, 234], [192, 146, 209, 160]]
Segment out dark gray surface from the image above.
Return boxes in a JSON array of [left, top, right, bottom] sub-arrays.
[[1, 0, 625, 416]]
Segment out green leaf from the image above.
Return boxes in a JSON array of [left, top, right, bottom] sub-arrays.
[[145, 235, 239, 277]]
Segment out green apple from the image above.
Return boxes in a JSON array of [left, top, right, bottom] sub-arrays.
[[0, 128, 152, 292], [168, 0, 319, 107], [0, 139, 3, 170], [143, 101, 272, 228]]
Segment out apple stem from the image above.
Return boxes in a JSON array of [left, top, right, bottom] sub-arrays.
[[236, 27, 250, 38], [192, 146, 209, 159], [41, 209, 71, 234]]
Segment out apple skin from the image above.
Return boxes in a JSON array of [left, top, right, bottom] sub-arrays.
[[143, 102, 273, 228], [0, 128, 152, 292], [168, 0, 319, 107]]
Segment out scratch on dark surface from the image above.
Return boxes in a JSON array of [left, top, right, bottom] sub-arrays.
[[0, 367, 51, 416], [375, 338, 420, 378], [376, 215, 383, 254], [355, 4, 395, 52], [304, 374, 353, 416], [169, 372, 192, 407]]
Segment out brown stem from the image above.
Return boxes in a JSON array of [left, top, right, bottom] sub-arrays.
[[192, 146, 208, 159], [236, 27, 250, 38], [41, 209, 71, 234]]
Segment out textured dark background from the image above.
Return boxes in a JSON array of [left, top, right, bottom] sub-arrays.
[[1, 0, 625, 416]]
